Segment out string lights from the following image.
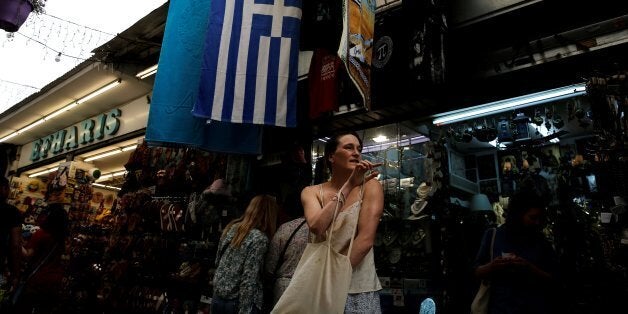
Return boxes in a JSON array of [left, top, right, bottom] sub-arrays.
[[0, 12, 113, 112]]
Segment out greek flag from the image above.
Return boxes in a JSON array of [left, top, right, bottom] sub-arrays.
[[193, 0, 302, 127]]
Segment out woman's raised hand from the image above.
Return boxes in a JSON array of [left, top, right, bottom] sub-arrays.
[[349, 160, 383, 187]]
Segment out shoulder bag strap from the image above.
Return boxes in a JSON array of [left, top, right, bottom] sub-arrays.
[[24, 242, 59, 282], [273, 219, 308, 276], [317, 184, 324, 208], [489, 228, 497, 261]]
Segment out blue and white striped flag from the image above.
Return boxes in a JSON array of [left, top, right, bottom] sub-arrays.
[[193, 0, 302, 127]]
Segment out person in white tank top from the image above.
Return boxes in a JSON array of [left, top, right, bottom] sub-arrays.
[[301, 131, 384, 313]]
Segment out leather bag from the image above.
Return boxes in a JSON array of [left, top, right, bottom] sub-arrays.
[[271, 200, 357, 314]]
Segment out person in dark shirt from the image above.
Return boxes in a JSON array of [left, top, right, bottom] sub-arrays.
[[0, 176, 21, 291], [15, 203, 68, 314], [473, 189, 559, 314]]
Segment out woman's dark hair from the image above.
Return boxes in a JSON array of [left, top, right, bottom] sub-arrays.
[[323, 131, 363, 173], [505, 188, 548, 228], [40, 203, 69, 242]]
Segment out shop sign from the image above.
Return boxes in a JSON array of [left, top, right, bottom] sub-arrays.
[[29, 109, 121, 162]]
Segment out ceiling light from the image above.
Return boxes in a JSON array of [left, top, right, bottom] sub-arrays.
[[76, 79, 121, 104], [121, 145, 137, 152], [372, 135, 388, 143], [17, 119, 45, 134], [362, 136, 429, 153], [432, 83, 586, 126], [44, 102, 78, 121], [84, 149, 123, 162], [28, 167, 58, 178], [96, 169, 127, 182], [92, 183, 121, 191], [0, 80, 121, 142], [136, 64, 158, 79], [0, 132, 18, 142]]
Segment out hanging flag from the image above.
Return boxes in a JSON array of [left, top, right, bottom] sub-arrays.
[[145, 0, 263, 155], [193, 0, 303, 127], [338, 0, 375, 109]]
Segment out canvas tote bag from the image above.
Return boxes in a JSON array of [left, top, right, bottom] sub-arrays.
[[471, 228, 496, 314], [271, 198, 357, 314]]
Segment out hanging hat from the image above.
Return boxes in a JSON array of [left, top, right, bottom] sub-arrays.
[[411, 228, 427, 246], [382, 229, 398, 246], [408, 182, 431, 220], [416, 182, 432, 199], [388, 247, 402, 264], [204, 179, 232, 197], [410, 200, 428, 217]]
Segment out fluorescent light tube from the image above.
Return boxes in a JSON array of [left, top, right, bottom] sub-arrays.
[[121, 145, 137, 152], [28, 167, 57, 178], [0, 132, 18, 142], [76, 79, 121, 104], [84, 149, 122, 162], [4, 80, 121, 141], [432, 83, 586, 126], [373, 135, 388, 143], [136, 64, 158, 79], [45, 102, 78, 121], [18, 119, 45, 134], [362, 136, 429, 153]]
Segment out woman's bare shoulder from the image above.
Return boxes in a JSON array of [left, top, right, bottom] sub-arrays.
[[363, 179, 383, 193], [301, 184, 321, 197]]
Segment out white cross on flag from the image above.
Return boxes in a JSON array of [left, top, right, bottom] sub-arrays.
[[193, 0, 302, 127]]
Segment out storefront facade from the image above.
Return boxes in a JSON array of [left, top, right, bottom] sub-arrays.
[[0, 1, 626, 313]]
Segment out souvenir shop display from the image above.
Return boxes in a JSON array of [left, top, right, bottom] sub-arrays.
[[432, 80, 628, 313], [12, 141, 254, 313]]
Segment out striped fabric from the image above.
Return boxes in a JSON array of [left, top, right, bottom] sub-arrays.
[[145, 0, 262, 155], [193, 0, 303, 127]]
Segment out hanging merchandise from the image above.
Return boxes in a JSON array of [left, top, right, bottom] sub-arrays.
[[497, 116, 514, 143], [512, 112, 531, 141], [371, 0, 447, 110], [338, 0, 375, 109], [145, 0, 263, 154], [309, 48, 342, 119], [0, 0, 41, 32]]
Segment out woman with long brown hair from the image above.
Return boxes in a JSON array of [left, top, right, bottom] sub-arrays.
[[212, 194, 278, 314]]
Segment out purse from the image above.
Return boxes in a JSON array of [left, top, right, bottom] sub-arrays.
[[471, 228, 496, 314], [271, 200, 357, 314]]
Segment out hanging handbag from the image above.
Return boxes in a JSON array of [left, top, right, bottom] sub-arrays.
[[271, 200, 357, 314], [471, 228, 496, 314]]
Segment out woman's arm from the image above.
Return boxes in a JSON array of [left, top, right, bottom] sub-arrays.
[[304, 161, 382, 237], [302, 185, 340, 236], [349, 180, 384, 267]]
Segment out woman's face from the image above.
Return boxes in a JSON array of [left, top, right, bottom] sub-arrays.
[[329, 134, 362, 170], [522, 207, 544, 232]]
